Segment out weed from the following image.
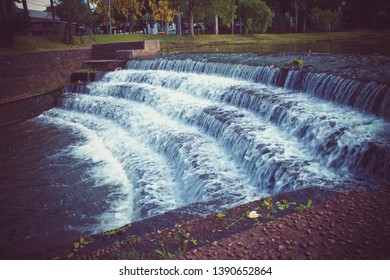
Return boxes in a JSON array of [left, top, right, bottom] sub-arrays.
[[294, 199, 313, 212], [275, 199, 295, 210], [216, 212, 226, 219], [174, 224, 198, 254], [154, 242, 174, 259], [290, 58, 304, 68]]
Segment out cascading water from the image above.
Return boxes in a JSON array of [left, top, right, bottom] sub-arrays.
[[1, 53, 389, 259]]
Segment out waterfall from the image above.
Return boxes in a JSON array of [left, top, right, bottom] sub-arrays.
[[46, 54, 389, 225], [126, 55, 390, 119]]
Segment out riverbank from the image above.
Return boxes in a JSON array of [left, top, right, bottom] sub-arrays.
[[1, 30, 389, 55], [67, 182, 390, 260]]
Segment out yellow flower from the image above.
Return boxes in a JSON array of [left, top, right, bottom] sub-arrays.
[[247, 211, 260, 219]]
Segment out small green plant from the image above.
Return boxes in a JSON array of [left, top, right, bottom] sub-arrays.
[[262, 197, 272, 209], [174, 225, 198, 254], [275, 199, 295, 210], [290, 58, 304, 68], [216, 212, 226, 219], [154, 242, 174, 259], [266, 213, 276, 220], [72, 237, 93, 253], [294, 199, 313, 212], [74, 68, 99, 73]]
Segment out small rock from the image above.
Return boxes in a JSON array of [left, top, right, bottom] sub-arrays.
[[277, 245, 284, 252], [308, 241, 315, 247], [271, 238, 276, 243], [191, 249, 198, 254], [306, 229, 312, 234], [211, 241, 218, 246], [328, 239, 336, 244]]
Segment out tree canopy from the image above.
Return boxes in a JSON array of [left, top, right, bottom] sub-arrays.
[[237, 0, 274, 34], [47, 0, 389, 39]]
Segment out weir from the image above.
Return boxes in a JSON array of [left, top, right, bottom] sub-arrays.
[[54, 54, 390, 224]]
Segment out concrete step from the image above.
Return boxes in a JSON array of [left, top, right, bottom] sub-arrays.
[[83, 59, 126, 71]]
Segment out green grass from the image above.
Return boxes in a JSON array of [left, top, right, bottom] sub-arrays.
[[1, 30, 389, 55]]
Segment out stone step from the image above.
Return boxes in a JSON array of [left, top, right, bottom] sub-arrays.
[[83, 59, 126, 71]]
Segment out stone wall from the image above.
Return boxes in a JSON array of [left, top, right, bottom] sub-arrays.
[[0, 88, 62, 127], [0, 48, 91, 100]]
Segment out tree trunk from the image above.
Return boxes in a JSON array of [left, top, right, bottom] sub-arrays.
[[294, 0, 298, 33], [214, 15, 218, 35], [177, 5, 182, 35], [22, 0, 28, 15], [188, 2, 194, 38], [239, 16, 242, 34], [50, 0, 55, 20], [231, 12, 234, 34]]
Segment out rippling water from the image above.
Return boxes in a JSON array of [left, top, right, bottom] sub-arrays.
[[1, 53, 389, 259]]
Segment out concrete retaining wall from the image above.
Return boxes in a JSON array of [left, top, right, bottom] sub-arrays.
[[91, 40, 161, 60]]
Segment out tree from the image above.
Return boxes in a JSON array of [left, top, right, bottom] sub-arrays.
[[237, 0, 274, 34], [149, 0, 176, 33], [309, 7, 340, 32], [92, 0, 144, 33], [0, 0, 30, 47], [56, 0, 91, 44]]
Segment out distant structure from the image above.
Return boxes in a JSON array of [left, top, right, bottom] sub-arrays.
[[20, 9, 62, 36]]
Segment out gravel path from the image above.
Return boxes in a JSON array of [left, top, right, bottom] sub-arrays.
[[177, 185, 390, 260]]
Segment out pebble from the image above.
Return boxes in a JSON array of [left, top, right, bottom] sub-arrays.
[[211, 241, 218, 246], [308, 241, 315, 247]]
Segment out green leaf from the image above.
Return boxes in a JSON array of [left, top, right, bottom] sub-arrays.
[[154, 249, 165, 258], [216, 212, 226, 218], [307, 199, 313, 208]]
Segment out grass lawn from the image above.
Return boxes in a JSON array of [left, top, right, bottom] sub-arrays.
[[1, 30, 389, 55]]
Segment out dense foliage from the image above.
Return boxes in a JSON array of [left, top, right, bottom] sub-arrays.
[[5, 0, 388, 44], [0, 0, 30, 47]]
